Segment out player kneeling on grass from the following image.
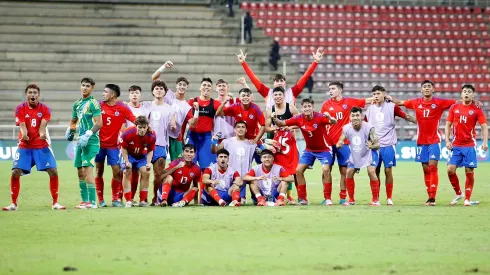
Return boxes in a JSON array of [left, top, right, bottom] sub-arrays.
[[445, 84, 488, 206], [202, 149, 243, 207], [243, 149, 293, 206], [157, 144, 201, 207], [120, 116, 156, 208], [336, 107, 381, 206]]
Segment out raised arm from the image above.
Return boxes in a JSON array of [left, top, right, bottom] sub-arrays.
[[237, 77, 250, 89], [237, 49, 270, 97], [151, 61, 173, 81], [291, 48, 323, 97], [215, 96, 230, 117], [211, 136, 225, 154], [367, 128, 380, 150]]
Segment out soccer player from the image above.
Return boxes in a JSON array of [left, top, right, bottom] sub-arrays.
[[120, 116, 156, 207], [365, 85, 416, 205], [389, 80, 458, 206], [265, 86, 300, 204], [445, 84, 488, 206], [211, 121, 256, 204], [65, 77, 103, 209], [236, 48, 324, 110], [95, 84, 136, 207], [243, 149, 293, 206], [157, 144, 202, 207], [320, 81, 374, 205], [201, 149, 243, 206], [213, 79, 238, 142], [337, 107, 381, 206], [273, 98, 337, 205], [3, 84, 66, 211]]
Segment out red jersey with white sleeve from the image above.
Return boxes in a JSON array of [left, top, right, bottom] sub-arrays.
[[15, 102, 51, 149], [320, 97, 366, 145], [99, 101, 136, 149], [188, 97, 222, 133], [166, 158, 202, 192], [284, 112, 333, 152], [273, 130, 299, 174], [120, 126, 156, 158], [447, 103, 487, 147], [404, 97, 456, 145], [223, 102, 265, 140]]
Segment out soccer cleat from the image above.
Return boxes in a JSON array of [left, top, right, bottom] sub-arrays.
[[275, 199, 285, 206], [257, 200, 267, 206], [339, 198, 346, 205], [2, 203, 18, 211], [132, 200, 139, 207], [85, 203, 98, 209], [321, 199, 333, 206], [139, 201, 150, 207], [286, 196, 297, 205], [74, 202, 87, 209], [111, 200, 123, 207], [99, 200, 107, 208], [159, 200, 168, 207], [125, 201, 133, 208], [240, 197, 247, 205], [424, 199, 431, 206], [450, 194, 464, 205], [429, 198, 436, 206], [386, 198, 394, 206], [52, 203, 66, 210], [172, 200, 186, 207], [218, 199, 226, 206], [369, 200, 381, 206], [298, 198, 310, 205], [343, 200, 356, 206], [228, 200, 241, 207]]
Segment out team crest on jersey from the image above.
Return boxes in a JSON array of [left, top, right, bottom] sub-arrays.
[[342, 104, 348, 109], [190, 172, 195, 178], [115, 111, 120, 116], [37, 112, 42, 118], [313, 124, 318, 129], [469, 110, 474, 115], [249, 114, 254, 119], [431, 104, 436, 109]]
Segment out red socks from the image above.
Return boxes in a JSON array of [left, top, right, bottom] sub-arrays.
[[231, 191, 240, 201], [386, 183, 393, 200], [369, 180, 380, 202], [160, 184, 171, 200], [209, 189, 222, 203], [345, 178, 355, 201], [130, 170, 139, 200], [323, 182, 332, 200], [124, 191, 132, 202], [297, 184, 307, 201], [49, 175, 59, 204], [423, 166, 431, 196], [183, 189, 197, 203], [465, 172, 475, 200], [111, 178, 122, 202], [139, 189, 148, 202], [10, 176, 20, 205], [339, 189, 347, 200], [448, 172, 462, 195], [95, 177, 104, 202], [429, 165, 439, 199]]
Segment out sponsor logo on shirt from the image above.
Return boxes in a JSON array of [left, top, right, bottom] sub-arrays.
[[25, 114, 30, 118], [455, 110, 460, 113], [418, 105, 423, 109], [329, 107, 334, 111]]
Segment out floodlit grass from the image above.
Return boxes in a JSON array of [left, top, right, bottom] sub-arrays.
[[1, 160, 489, 274]]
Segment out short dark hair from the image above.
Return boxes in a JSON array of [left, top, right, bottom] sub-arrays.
[[301, 98, 314, 105], [105, 84, 120, 97], [201, 77, 213, 84], [371, 85, 386, 93], [328, 81, 343, 90], [25, 84, 40, 94], [273, 74, 286, 82], [134, 115, 149, 126], [272, 86, 285, 94], [421, 80, 434, 87], [216, 79, 228, 85], [235, 120, 247, 128], [152, 80, 168, 92], [350, 106, 363, 114], [462, 84, 475, 92], [183, 143, 195, 152], [216, 148, 230, 157], [238, 88, 252, 95], [129, 85, 142, 92], [260, 149, 275, 157], [176, 77, 189, 85], [81, 77, 95, 86]]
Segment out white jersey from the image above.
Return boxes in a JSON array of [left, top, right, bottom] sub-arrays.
[[164, 89, 175, 105], [213, 98, 238, 139], [265, 87, 295, 111], [207, 163, 238, 192], [222, 137, 256, 178], [250, 164, 284, 195], [143, 101, 176, 147], [365, 102, 397, 147], [126, 104, 148, 127], [169, 98, 192, 139], [342, 122, 377, 169]]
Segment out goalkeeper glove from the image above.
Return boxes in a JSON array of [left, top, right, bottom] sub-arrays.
[[65, 127, 75, 141], [78, 130, 93, 148]]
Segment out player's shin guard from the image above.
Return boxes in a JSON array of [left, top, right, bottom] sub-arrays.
[[231, 190, 240, 201], [209, 189, 222, 203], [95, 177, 104, 202], [159, 184, 171, 202], [10, 176, 20, 205], [123, 188, 132, 203], [79, 180, 89, 203], [323, 182, 332, 200], [465, 172, 475, 200], [345, 178, 355, 201], [386, 183, 393, 200], [369, 180, 380, 202], [183, 189, 197, 204], [448, 172, 462, 195], [339, 189, 347, 200], [423, 166, 431, 197], [111, 178, 122, 202], [130, 170, 139, 200], [297, 184, 307, 201], [87, 183, 96, 206], [140, 188, 148, 202], [429, 165, 439, 199], [287, 182, 293, 198], [49, 175, 59, 204]]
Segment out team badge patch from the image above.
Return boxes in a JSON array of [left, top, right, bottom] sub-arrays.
[[115, 111, 120, 116], [431, 104, 436, 109], [469, 110, 474, 115], [190, 172, 195, 178], [342, 104, 348, 109], [313, 124, 318, 129], [249, 114, 254, 119], [37, 112, 42, 117]]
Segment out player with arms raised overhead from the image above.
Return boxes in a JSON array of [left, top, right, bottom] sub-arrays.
[[120, 116, 156, 208], [95, 84, 136, 207], [65, 77, 103, 209], [445, 84, 488, 206], [236, 48, 324, 110], [157, 144, 202, 207], [201, 149, 243, 207], [365, 85, 416, 205], [320, 81, 374, 205], [273, 98, 337, 205], [337, 107, 381, 206], [3, 84, 66, 211]]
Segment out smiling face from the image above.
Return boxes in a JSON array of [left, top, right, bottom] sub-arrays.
[[301, 102, 314, 116], [260, 153, 274, 167], [350, 111, 362, 128], [182, 147, 196, 162], [272, 91, 284, 105], [200, 81, 213, 98], [421, 83, 434, 98], [80, 81, 94, 98], [176, 81, 188, 95], [136, 124, 148, 136], [239, 91, 252, 105], [216, 83, 228, 97], [26, 88, 40, 106]]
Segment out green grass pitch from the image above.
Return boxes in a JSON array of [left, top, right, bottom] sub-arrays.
[[1, 160, 489, 274]]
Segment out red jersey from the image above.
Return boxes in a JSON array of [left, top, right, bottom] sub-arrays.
[[447, 103, 486, 147], [188, 97, 222, 133], [404, 97, 455, 145], [15, 102, 51, 149], [285, 112, 333, 152], [99, 101, 136, 149], [223, 103, 265, 140], [320, 97, 366, 145], [273, 130, 299, 174], [166, 158, 201, 192], [120, 126, 157, 158]]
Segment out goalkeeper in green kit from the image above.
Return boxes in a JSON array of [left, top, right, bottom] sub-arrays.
[[65, 77, 103, 209]]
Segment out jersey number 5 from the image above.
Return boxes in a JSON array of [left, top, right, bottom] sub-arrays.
[[278, 136, 290, 154], [106, 117, 111, 125]]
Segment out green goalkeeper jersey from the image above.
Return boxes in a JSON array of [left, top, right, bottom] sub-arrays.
[[72, 95, 101, 146]]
